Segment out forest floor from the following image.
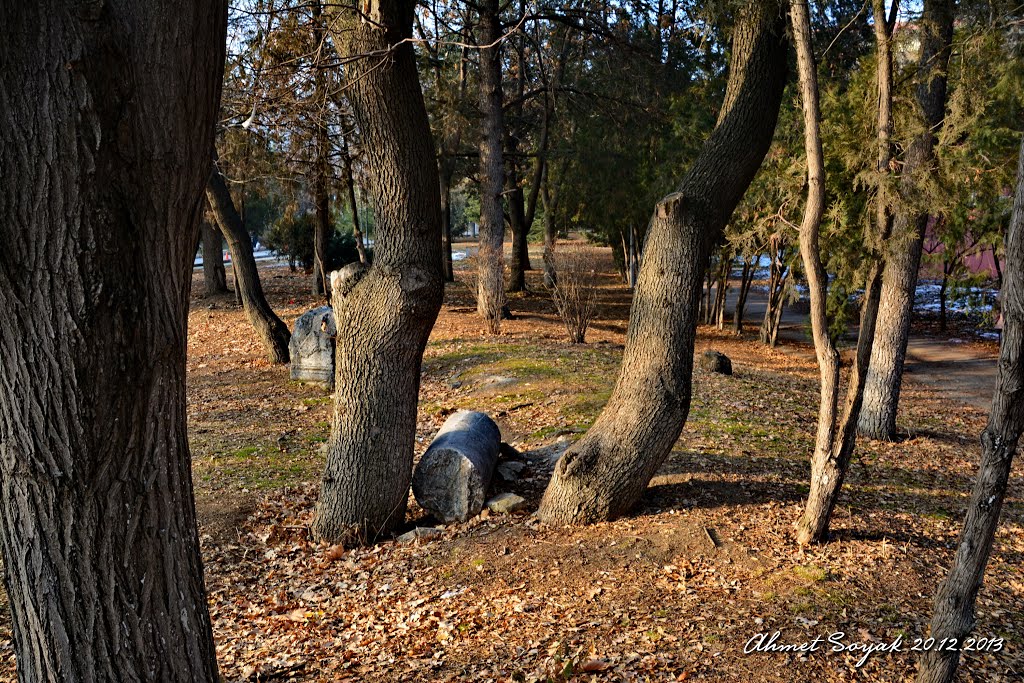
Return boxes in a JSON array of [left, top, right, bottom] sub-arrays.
[[0, 240, 1020, 682]]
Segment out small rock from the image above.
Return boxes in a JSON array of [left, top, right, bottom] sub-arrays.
[[698, 350, 732, 375], [497, 461, 526, 481], [486, 493, 528, 514], [397, 527, 442, 543]]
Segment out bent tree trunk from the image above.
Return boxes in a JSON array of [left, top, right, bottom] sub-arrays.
[[0, 2, 225, 681], [538, 2, 788, 524], [207, 163, 292, 363], [202, 220, 229, 295], [796, 0, 897, 544], [476, 0, 507, 332], [313, 0, 444, 544], [917, 137, 1024, 683], [789, 0, 843, 544], [858, 0, 954, 440]]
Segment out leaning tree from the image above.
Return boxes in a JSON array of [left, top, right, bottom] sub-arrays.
[[917, 135, 1024, 683], [0, 1, 225, 680], [538, 0, 789, 524]]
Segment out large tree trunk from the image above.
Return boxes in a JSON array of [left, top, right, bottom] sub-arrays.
[[202, 220, 229, 296], [796, 0, 897, 544], [916, 136, 1024, 683], [476, 0, 507, 332], [207, 163, 292, 363], [858, 0, 954, 441], [538, 2, 788, 524], [312, 0, 444, 544], [0, 2, 225, 681]]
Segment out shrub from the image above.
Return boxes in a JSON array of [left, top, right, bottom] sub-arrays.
[[548, 244, 600, 343]]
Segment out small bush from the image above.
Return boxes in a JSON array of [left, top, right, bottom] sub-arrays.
[[549, 244, 600, 343]]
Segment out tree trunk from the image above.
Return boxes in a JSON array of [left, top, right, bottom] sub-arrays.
[[202, 220, 228, 296], [0, 2, 225, 681], [796, 0, 897, 544], [207, 162, 292, 363], [311, 0, 332, 296], [538, 2, 788, 524], [341, 135, 368, 265], [733, 256, 755, 334], [476, 0, 506, 332], [439, 156, 456, 281], [541, 163, 561, 288], [313, 0, 444, 544], [507, 176, 530, 292], [790, 0, 843, 545], [916, 136, 1024, 683], [312, 167, 331, 296], [858, 0, 954, 441]]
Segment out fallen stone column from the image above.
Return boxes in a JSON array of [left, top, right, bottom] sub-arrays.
[[412, 411, 501, 523]]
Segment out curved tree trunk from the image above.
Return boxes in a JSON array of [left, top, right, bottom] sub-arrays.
[[312, 0, 444, 544], [796, 0, 897, 544], [476, 0, 507, 332], [916, 137, 1024, 683], [0, 2, 225, 680], [202, 220, 229, 296], [789, 0, 843, 545], [538, 2, 788, 525], [207, 163, 292, 363], [859, 0, 954, 441]]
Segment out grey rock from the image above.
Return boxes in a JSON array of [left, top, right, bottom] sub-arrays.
[[397, 527, 442, 543], [412, 411, 502, 523], [486, 493, 528, 514], [698, 350, 732, 375], [496, 461, 526, 481], [289, 306, 336, 389]]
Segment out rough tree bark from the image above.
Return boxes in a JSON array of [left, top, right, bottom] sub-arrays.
[[858, 0, 954, 440], [0, 2, 225, 680], [202, 219, 229, 296], [796, 0, 897, 543], [537, 2, 788, 524], [916, 136, 1024, 683], [207, 162, 292, 363], [312, 0, 444, 544], [476, 0, 507, 332]]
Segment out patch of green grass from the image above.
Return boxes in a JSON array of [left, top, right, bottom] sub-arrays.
[[302, 396, 332, 407], [792, 564, 830, 582]]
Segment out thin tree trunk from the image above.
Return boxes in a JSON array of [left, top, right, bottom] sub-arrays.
[[940, 258, 950, 332], [733, 257, 755, 334], [476, 0, 506, 332], [207, 162, 292, 363], [313, 0, 444, 544], [507, 169, 530, 292], [311, 0, 331, 296], [538, 2, 788, 524], [796, 0, 897, 543], [202, 220, 228, 296], [439, 156, 456, 281], [859, 0, 954, 440], [341, 135, 368, 265], [917, 136, 1024, 683], [790, 0, 843, 546], [0, 2, 225, 680]]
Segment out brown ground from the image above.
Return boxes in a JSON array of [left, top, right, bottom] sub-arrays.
[[0, 241, 1021, 682]]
